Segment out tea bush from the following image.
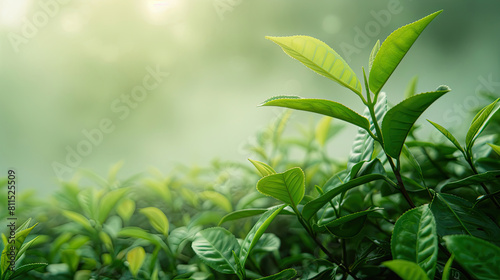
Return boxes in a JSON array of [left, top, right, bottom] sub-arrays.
[[2, 10, 500, 280]]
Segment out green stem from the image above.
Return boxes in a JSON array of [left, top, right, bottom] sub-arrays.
[[387, 156, 416, 208]]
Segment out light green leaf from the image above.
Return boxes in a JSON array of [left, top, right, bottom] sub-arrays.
[[99, 232, 113, 252], [139, 207, 169, 237], [489, 143, 500, 156], [369, 10, 442, 95], [430, 193, 500, 246], [218, 208, 295, 226], [391, 205, 438, 279], [444, 235, 500, 280], [368, 40, 380, 72], [1, 223, 37, 274], [127, 247, 146, 277], [440, 170, 500, 192], [98, 188, 129, 224], [256, 167, 305, 209], [116, 198, 135, 223], [383, 260, 429, 280], [382, 88, 450, 158], [260, 97, 370, 131], [315, 116, 332, 147], [427, 120, 464, 153], [442, 254, 454, 280], [191, 227, 240, 275], [239, 205, 285, 266], [404, 76, 419, 99], [465, 98, 500, 155], [256, 268, 297, 280], [266, 35, 362, 96], [302, 174, 391, 221], [199, 191, 233, 212], [62, 210, 93, 231], [248, 159, 276, 177]]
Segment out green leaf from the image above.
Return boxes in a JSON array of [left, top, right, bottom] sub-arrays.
[[404, 76, 419, 99], [440, 170, 500, 192], [239, 205, 285, 266], [192, 227, 240, 274], [256, 268, 297, 280], [168, 226, 201, 254], [98, 188, 129, 224], [369, 10, 442, 95], [9, 263, 47, 280], [402, 145, 425, 186], [266, 35, 362, 96], [118, 227, 166, 249], [444, 235, 500, 280], [253, 233, 280, 253], [260, 97, 370, 131], [127, 247, 146, 277], [382, 88, 450, 158], [302, 174, 390, 221], [368, 40, 380, 72], [116, 198, 135, 223], [1, 223, 37, 274], [199, 191, 233, 212], [99, 232, 113, 252], [321, 208, 381, 238], [430, 193, 500, 246], [489, 143, 500, 156], [139, 207, 169, 237], [427, 120, 464, 153], [218, 208, 295, 226], [391, 205, 438, 279], [442, 254, 454, 280], [465, 98, 500, 155], [383, 260, 429, 280], [315, 116, 332, 147], [256, 167, 305, 209], [248, 159, 276, 177]]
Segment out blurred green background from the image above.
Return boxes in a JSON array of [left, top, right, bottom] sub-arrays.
[[1, 0, 499, 195]]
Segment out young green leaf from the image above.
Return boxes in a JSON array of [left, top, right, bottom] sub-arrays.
[[127, 247, 146, 278], [427, 120, 464, 153], [218, 207, 295, 226], [302, 174, 391, 221], [444, 235, 500, 280], [465, 98, 500, 155], [441, 254, 454, 280], [98, 188, 129, 224], [383, 260, 429, 280], [368, 40, 380, 72], [191, 227, 240, 275], [239, 205, 285, 266], [248, 159, 276, 177], [404, 76, 419, 99], [256, 167, 305, 209], [117, 198, 135, 223], [369, 10, 442, 95], [489, 143, 500, 156], [260, 97, 370, 131], [139, 207, 169, 237], [61, 210, 93, 232], [199, 191, 233, 212], [382, 87, 450, 158], [256, 268, 297, 280], [266, 35, 362, 96], [391, 204, 438, 280], [430, 193, 500, 246]]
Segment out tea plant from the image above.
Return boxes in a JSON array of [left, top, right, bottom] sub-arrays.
[[191, 10, 500, 280]]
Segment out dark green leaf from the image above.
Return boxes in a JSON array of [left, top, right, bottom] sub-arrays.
[[192, 227, 240, 274], [382, 88, 450, 158], [440, 170, 500, 192], [256, 268, 297, 280], [10, 263, 47, 280]]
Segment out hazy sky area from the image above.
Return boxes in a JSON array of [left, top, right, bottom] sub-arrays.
[[1, 0, 499, 195]]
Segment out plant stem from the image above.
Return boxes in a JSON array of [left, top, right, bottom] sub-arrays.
[[467, 159, 500, 208], [387, 156, 416, 208]]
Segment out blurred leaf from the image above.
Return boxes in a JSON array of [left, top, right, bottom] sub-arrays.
[[10, 263, 47, 279], [430, 193, 500, 246], [261, 97, 370, 131], [368, 40, 380, 72], [444, 235, 500, 280], [257, 167, 305, 209], [253, 233, 280, 253], [99, 232, 113, 253], [192, 227, 240, 275], [382, 88, 450, 158], [1, 223, 37, 274], [266, 35, 362, 96], [118, 227, 165, 249], [61, 249, 79, 272], [200, 191, 233, 212], [404, 76, 418, 99], [322, 208, 381, 238], [168, 226, 201, 254], [62, 210, 93, 232], [117, 198, 135, 223], [440, 170, 500, 192], [256, 268, 297, 280], [219, 207, 295, 226], [239, 205, 285, 266], [369, 10, 442, 95], [383, 259, 429, 280], [391, 205, 438, 279], [315, 116, 332, 147], [127, 247, 146, 277], [139, 207, 169, 237], [248, 159, 276, 177], [489, 143, 500, 156], [466, 98, 500, 155], [98, 188, 129, 224]]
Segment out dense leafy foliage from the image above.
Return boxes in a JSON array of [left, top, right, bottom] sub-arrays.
[[2, 10, 500, 279]]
